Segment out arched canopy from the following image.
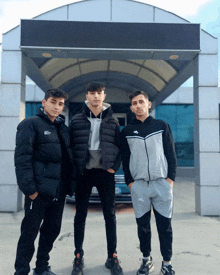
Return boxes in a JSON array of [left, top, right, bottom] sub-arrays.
[[37, 58, 180, 100], [3, 0, 216, 105]]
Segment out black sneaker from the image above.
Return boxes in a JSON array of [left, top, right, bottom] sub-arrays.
[[105, 253, 123, 275], [71, 253, 84, 275], [137, 256, 154, 275], [33, 266, 57, 275], [160, 263, 175, 275]]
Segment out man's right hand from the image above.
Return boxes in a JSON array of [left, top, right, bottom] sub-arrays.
[[128, 182, 134, 189], [29, 191, 38, 200]]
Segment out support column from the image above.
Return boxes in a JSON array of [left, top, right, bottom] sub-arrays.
[[194, 54, 220, 216], [0, 47, 26, 212]]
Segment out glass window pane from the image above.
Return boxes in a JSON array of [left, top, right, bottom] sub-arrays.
[[25, 102, 42, 118], [25, 103, 32, 118], [156, 104, 194, 167]]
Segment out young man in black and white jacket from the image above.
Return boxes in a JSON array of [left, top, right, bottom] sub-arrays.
[[120, 91, 177, 275], [69, 82, 123, 275], [14, 89, 75, 275]]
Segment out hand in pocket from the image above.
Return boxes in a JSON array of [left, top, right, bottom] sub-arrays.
[[29, 191, 38, 200], [166, 178, 173, 188]]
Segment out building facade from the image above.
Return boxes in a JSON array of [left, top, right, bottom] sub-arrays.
[[0, 0, 219, 215]]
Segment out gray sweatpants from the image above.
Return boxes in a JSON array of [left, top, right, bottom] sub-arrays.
[[131, 178, 174, 260], [130, 178, 173, 219]]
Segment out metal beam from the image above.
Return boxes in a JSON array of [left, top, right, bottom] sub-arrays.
[[23, 55, 52, 92], [153, 58, 197, 107]]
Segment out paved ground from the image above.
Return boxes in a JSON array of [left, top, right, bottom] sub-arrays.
[[1, 178, 220, 275]]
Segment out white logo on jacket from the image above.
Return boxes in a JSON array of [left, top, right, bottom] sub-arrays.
[[44, 131, 51, 135], [133, 130, 139, 134]]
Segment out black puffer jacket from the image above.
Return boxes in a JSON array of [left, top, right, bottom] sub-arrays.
[[14, 107, 75, 198], [69, 103, 121, 175]]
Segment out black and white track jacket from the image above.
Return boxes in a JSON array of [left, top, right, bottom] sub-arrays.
[[120, 116, 177, 185]]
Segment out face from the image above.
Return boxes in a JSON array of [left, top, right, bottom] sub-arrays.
[[86, 89, 106, 108], [130, 94, 152, 118], [42, 96, 65, 122]]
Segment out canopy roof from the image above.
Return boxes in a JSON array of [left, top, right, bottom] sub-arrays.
[[4, 0, 212, 105]]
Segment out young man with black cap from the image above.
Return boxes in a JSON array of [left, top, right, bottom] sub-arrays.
[[120, 91, 177, 275], [69, 81, 123, 275], [14, 89, 75, 275]]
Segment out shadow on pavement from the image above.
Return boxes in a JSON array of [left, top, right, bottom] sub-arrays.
[[67, 203, 134, 214]]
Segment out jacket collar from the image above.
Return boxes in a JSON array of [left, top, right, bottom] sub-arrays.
[[36, 106, 65, 125], [130, 115, 154, 125], [82, 100, 113, 119]]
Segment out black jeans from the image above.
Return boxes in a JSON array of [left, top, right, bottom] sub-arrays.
[[14, 195, 65, 275], [136, 208, 173, 262], [74, 169, 117, 258]]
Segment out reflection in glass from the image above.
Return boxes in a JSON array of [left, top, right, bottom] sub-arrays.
[[156, 104, 194, 167], [26, 102, 42, 118]]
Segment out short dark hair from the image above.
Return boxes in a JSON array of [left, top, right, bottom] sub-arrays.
[[87, 81, 105, 92], [129, 91, 149, 102], [44, 88, 68, 101]]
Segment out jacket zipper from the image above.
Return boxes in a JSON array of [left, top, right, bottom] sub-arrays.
[[82, 119, 91, 174], [144, 139, 151, 181], [99, 123, 103, 163]]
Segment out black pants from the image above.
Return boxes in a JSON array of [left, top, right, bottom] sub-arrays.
[[14, 195, 65, 275], [74, 169, 117, 258], [136, 208, 173, 262]]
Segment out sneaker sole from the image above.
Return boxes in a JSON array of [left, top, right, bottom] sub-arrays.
[[105, 263, 111, 269], [136, 265, 154, 275], [105, 263, 123, 275], [71, 268, 84, 275], [105, 266, 124, 275], [109, 269, 123, 275], [160, 269, 174, 275]]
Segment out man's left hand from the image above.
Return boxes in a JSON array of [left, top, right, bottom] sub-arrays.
[[166, 178, 174, 188], [107, 168, 115, 174]]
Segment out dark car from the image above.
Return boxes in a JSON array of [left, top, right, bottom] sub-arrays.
[[66, 168, 131, 204]]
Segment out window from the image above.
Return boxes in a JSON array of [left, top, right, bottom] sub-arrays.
[[113, 113, 127, 131], [156, 104, 194, 167], [26, 102, 42, 118]]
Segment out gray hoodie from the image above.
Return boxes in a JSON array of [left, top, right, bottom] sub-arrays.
[[85, 100, 110, 170]]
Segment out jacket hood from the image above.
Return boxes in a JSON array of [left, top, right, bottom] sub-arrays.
[[36, 106, 65, 125], [83, 100, 113, 119]]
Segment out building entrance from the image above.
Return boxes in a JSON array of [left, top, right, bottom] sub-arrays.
[[0, 0, 219, 215]]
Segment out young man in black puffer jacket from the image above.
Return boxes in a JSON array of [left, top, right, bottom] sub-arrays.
[[14, 89, 75, 275], [69, 82, 123, 275]]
